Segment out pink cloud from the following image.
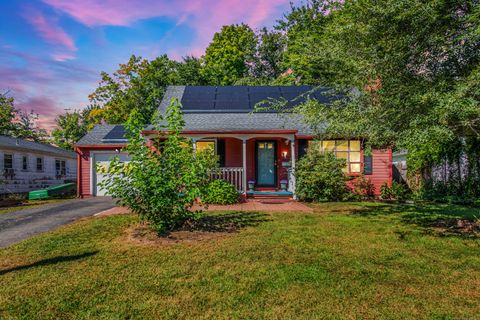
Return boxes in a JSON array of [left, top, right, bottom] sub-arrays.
[[24, 9, 76, 52], [42, 0, 291, 56]]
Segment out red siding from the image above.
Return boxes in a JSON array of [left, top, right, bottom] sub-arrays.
[[369, 149, 392, 195], [78, 148, 91, 197], [224, 138, 242, 167]]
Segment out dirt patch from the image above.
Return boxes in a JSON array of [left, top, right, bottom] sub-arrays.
[[123, 212, 270, 246], [125, 224, 231, 246], [431, 218, 480, 237]]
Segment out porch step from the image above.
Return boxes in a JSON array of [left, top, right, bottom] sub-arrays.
[[246, 190, 294, 201]]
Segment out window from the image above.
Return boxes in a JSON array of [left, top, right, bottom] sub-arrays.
[[36, 157, 43, 171], [4, 154, 13, 170], [56, 160, 66, 176], [309, 140, 362, 173], [196, 140, 215, 152], [22, 156, 28, 171]]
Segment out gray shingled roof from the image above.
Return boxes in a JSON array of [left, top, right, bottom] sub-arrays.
[[149, 113, 317, 135], [76, 85, 326, 145], [0, 135, 75, 158], [76, 124, 126, 145]]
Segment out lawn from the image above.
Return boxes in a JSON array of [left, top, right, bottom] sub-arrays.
[[0, 202, 479, 319], [0, 198, 72, 215]]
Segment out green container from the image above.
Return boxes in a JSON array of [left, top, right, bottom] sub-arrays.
[[28, 183, 76, 200]]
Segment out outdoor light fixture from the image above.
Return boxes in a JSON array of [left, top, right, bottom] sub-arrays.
[[282, 151, 288, 159]]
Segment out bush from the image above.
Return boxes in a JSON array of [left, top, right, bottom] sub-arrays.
[[380, 181, 409, 201], [295, 149, 350, 202], [98, 99, 218, 234], [352, 175, 375, 199], [202, 180, 239, 205]]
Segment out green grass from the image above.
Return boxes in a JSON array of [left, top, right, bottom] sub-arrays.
[[0, 202, 479, 319], [0, 199, 71, 215]]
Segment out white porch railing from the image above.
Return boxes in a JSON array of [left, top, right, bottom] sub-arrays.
[[210, 167, 244, 192]]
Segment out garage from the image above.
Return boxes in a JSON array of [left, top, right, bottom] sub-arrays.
[[92, 152, 131, 196]]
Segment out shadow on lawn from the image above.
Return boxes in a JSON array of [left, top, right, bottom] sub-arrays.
[[350, 203, 480, 238], [0, 251, 98, 276], [181, 211, 271, 233]]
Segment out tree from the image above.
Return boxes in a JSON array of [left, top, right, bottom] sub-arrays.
[[14, 110, 48, 143], [280, 0, 480, 192], [250, 27, 286, 80], [0, 92, 16, 136], [98, 98, 218, 233], [87, 54, 179, 126], [0, 92, 47, 142], [52, 111, 88, 150], [175, 56, 207, 85], [202, 24, 257, 85]]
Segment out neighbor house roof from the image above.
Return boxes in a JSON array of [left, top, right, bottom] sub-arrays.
[[76, 85, 333, 145], [0, 135, 76, 158]]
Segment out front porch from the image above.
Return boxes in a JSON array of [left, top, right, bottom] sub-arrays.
[[190, 132, 300, 198]]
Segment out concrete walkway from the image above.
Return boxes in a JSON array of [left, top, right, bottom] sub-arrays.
[[0, 197, 115, 248]]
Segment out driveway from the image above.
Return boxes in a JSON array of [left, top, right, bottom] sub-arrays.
[[0, 197, 115, 248]]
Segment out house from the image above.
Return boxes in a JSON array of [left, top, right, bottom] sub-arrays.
[[0, 135, 77, 195], [75, 86, 392, 198]]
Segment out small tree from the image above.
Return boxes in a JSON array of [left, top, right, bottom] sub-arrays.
[[295, 148, 350, 201], [99, 98, 217, 233]]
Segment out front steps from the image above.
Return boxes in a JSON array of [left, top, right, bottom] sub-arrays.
[[246, 190, 294, 202]]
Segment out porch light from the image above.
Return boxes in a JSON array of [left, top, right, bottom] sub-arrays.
[[282, 151, 288, 159]]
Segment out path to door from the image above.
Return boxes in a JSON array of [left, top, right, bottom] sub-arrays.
[[0, 197, 115, 248]]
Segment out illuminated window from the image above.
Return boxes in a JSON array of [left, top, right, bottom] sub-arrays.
[[309, 140, 362, 173], [196, 140, 215, 153]]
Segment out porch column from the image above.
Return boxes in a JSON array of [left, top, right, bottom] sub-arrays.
[[242, 138, 247, 194], [191, 138, 198, 153], [290, 138, 297, 199]]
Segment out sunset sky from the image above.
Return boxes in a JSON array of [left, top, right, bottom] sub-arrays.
[[0, 0, 296, 129]]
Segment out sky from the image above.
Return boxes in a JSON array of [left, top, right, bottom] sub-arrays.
[[0, 0, 296, 129]]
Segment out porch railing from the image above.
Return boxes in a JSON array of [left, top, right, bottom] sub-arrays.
[[210, 167, 244, 192]]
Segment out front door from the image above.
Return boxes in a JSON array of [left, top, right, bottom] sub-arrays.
[[255, 141, 277, 187]]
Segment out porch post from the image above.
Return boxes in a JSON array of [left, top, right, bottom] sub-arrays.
[[290, 138, 297, 199], [242, 138, 247, 194], [191, 137, 197, 153]]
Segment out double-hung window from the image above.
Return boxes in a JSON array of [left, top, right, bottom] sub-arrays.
[[55, 160, 66, 176], [36, 157, 43, 172], [22, 156, 28, 171], [4, 154, 13, 170]]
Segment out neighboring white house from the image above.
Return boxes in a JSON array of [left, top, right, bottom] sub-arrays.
[[0, 135, 76, 195]]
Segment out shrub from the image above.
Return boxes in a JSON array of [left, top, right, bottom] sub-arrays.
[[380, 181, 409, 201], [352, 175, 375, 199], [98, 98, 218, 234], [295, 149, 350, 202], [202, 180, 239, 205]]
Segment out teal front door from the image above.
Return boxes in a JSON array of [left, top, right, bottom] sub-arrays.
[[255, 141, 277, 187]]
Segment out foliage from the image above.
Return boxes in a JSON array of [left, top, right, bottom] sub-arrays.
[[202, 24, 257, 85], [295, 149, 350, 201], [52, 111, 88, 150], [87, 55, 179, 126], [0, 92, 17, 136], [98, 98, 217, 233], [351, 175, 375, 199], [0, 92, 47, 142], [202, 180, 239, 205], [380, 182, 409, 201]]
